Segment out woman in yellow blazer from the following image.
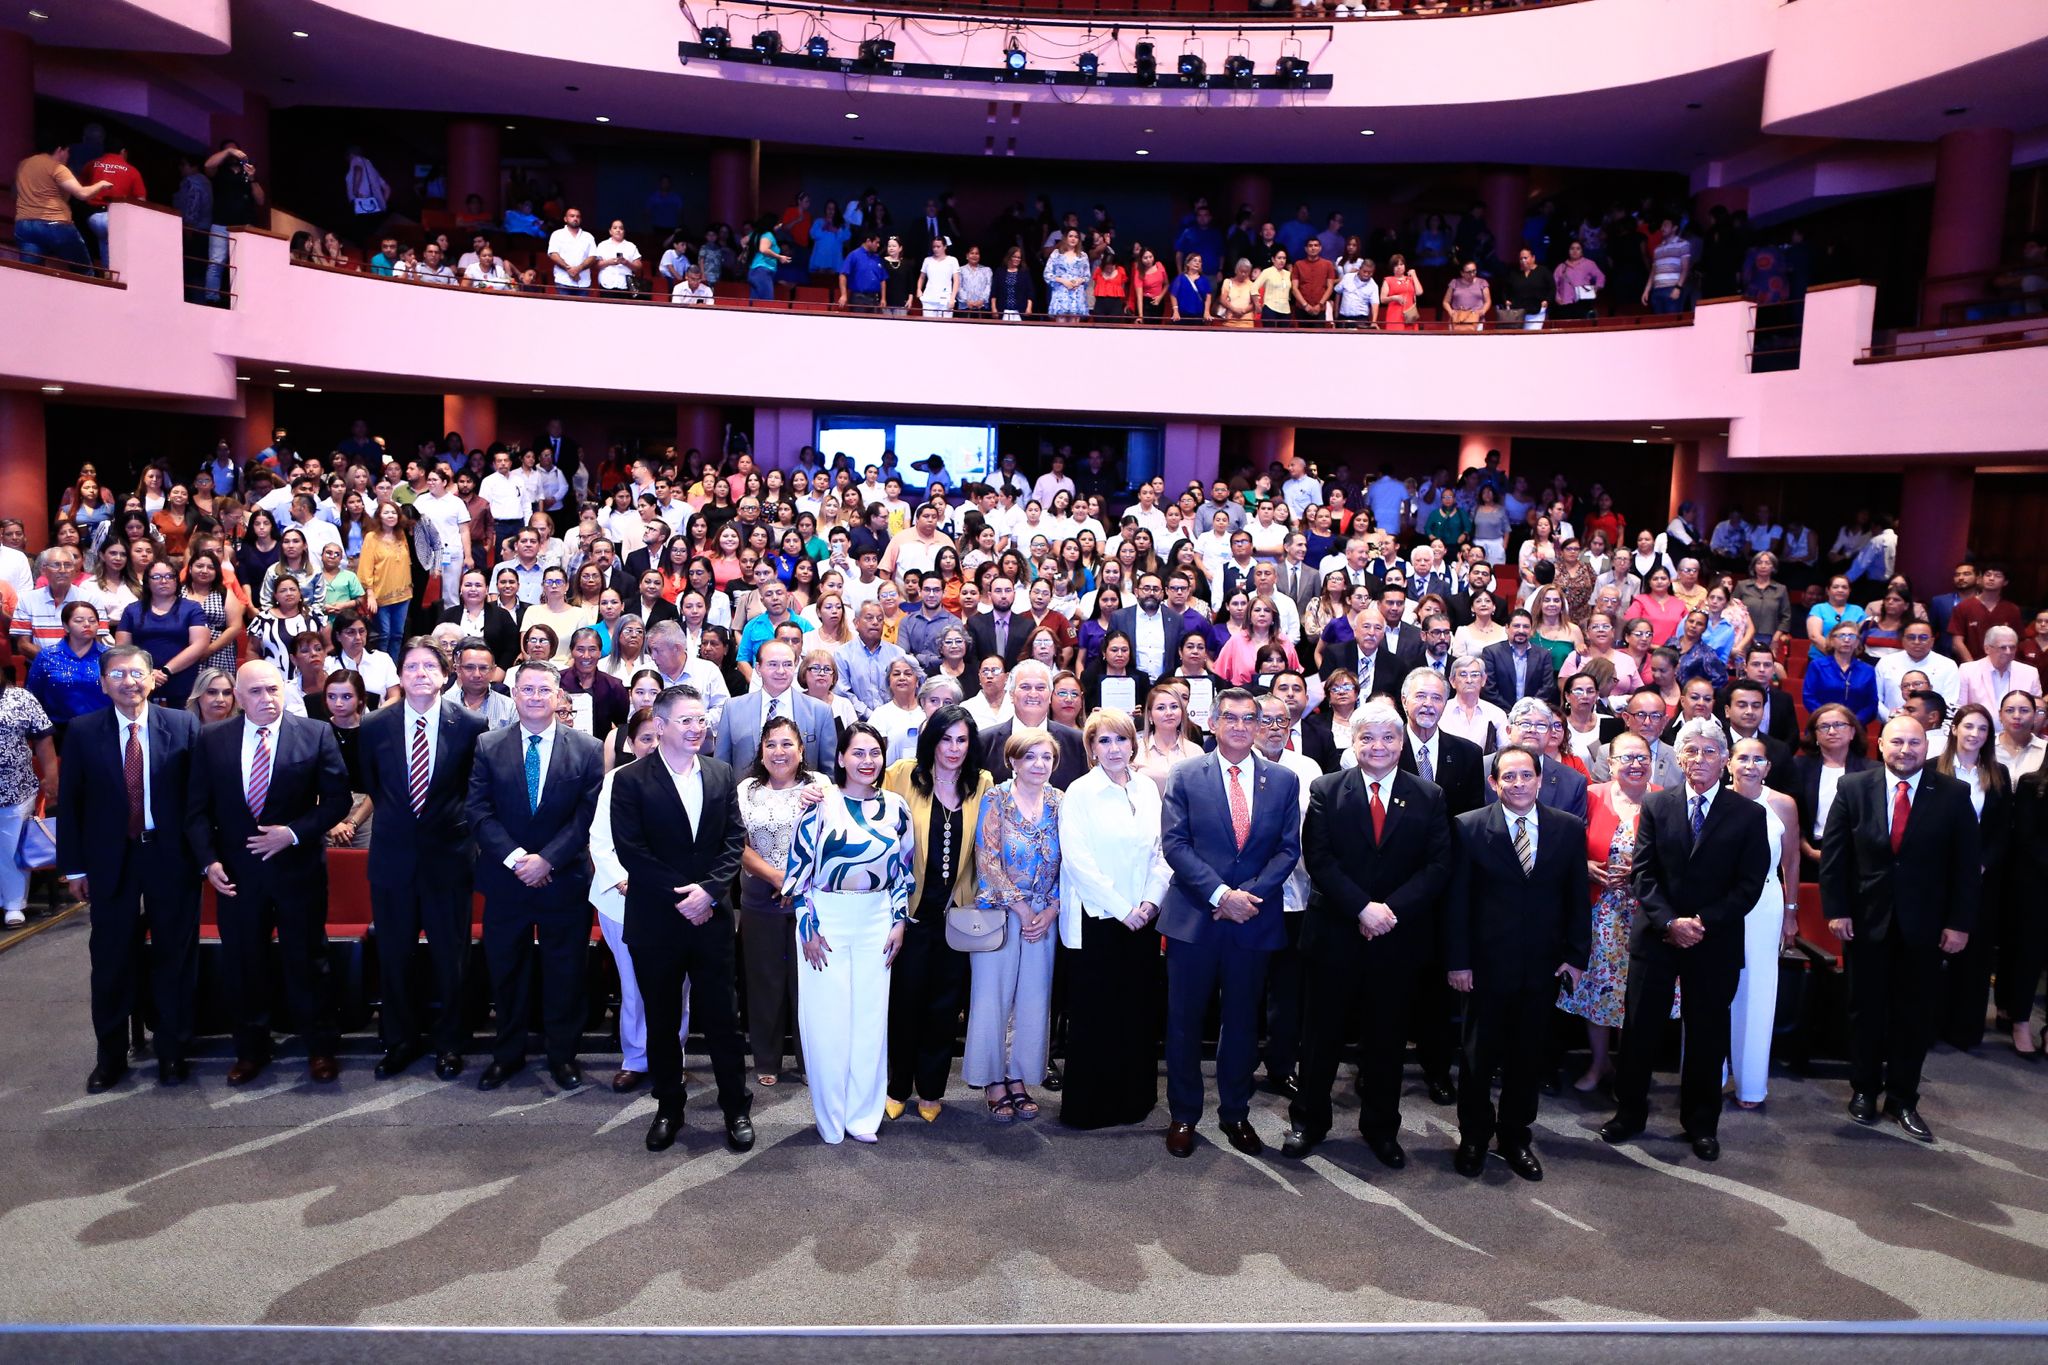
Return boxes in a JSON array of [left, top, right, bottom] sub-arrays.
[[880, 702, 992, 1121]]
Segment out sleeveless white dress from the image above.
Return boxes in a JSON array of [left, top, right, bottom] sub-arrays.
[[1727, 802, 1786, 1104]]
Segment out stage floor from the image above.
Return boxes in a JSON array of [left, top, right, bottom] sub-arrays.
[[3, 916, 2046, 1329]]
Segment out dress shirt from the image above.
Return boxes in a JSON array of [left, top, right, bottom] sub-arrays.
[[1056, 767, 1173, 947], [1875, 650, 1960, 719], [758, 686, 796, 726], [444, 682, 517, 730], [1509, 644, 1532, 697], [398, 699, 442, 785], [504, 721, 557, 868], [336, 649, 400, 699], [1885, 767, 1922, 840], [659, 750, 705, 835], [1504, 803, 1539, 863], [835, 637, 905, 715], [240, 718, 297, 843], [120, 709, 154, 833], [1684, 781, 1719, 838], [1206, 752, 1258, 908], [1814, 764, 1846, 839], [1406, 728, 1440, 784], [1131, 606, 1169, 679], [1274, 748, 1320, 914]]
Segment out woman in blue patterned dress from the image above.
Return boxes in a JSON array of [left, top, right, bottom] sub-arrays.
[[786, 721, 915, 1145], [1043, 229, 1092, 319], [965, 727, 1064, 1121]]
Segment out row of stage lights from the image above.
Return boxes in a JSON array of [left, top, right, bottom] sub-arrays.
[[696, 26, 1313, 86]]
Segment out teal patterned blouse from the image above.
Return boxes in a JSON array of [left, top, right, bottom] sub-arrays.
[[974, 781, 1064, 916], [785, 790, 915, 943]]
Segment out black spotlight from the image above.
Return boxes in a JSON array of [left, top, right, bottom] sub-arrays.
[[1004, 42, 1027, 74], [1274, 55, 1309, 85], [1177, 51, 1205, 83], [1224, 54, 1255, 83], [752, 30, 782, 57], [700, 25, 730, 56], [858, 37, 895, 68], [1076, 51, 1099, 77], [805, 34, 831, 65], [1133, 41, 1156, 87]]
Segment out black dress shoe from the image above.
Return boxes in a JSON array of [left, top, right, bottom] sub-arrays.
[[1165, 1121, 1197, 1158], [725, 1112, 756, 1152], [1366, 1136, 1407, 1170], [1684, 1132, 1721, 1161], [1597, 1117, 1646, 1145], [1040, 1061, 1063, 1093], [1847, 1092, 1879, 1126], [1887, 1104, 1934, 1143], [374, 1043, 421, 1080], [86, 1061, 128, 1094], [1264, 1071, 1300, 1099], [1426, 1077, 1457, 1106], [1279, 1126, 1324, 1160], [1453, 1141, 1486, 1177], [157, 1058, 190, 1086], [477, 1061, 519, 1091], [434, 1053, 464, 1081], [549, 1060, 583, 1090], [1499, 1145, 1544, 1182], [646, 1113, 682, 1152], [1219, 1119, 1264, 1156]]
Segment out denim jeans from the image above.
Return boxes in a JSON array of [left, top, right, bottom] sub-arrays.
[[204, 225, 231, 302], [88, 211, 111, 267], [0, 796, 37, 912], [13, 218, 93, 274], [1650, 286, 1686, 315], [748, 267, 776, 301], [375, 600, 412, 652]]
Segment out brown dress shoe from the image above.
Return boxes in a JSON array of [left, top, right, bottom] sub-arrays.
[[1165, 1121, 1197, 1158], [227, 1056, 268, 1086], [308, 1055, 340, 1083], [612, 1069, 645, 1094]]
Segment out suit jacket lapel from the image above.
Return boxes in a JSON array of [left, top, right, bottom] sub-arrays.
[[540, 726, 577, 819]]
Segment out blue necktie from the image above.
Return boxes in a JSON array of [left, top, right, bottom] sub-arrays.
[[526, 734, 542, 812], [1690, 793, 1706, 842]]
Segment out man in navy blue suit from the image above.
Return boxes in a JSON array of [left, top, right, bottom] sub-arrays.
[[59, 644, 202, 1091], [1157, 686, 1302, 1159]]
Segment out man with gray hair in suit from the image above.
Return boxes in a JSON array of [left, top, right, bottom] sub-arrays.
[[1488, 698, 1588, 822]]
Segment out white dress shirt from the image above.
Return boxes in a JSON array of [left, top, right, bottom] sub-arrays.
[[1875, 649, 1960, 720], [336, 648, 400, 699], [503, 721, 557, 868], [660, 750, 705, 835], [398, 699, 442, 786], [239, 717, 295, 841], [1056, 766, 1172, 948], [1206, 752, 1260, 908], [1504, 802, 1539, 863], [1130, 606, 1169, 680], [1884, 767, 1922, 840], [1272, 749, 1320, 914]]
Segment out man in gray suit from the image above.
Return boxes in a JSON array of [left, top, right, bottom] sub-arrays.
[[1158, 687, 1303, 1160], [1274, 534, 1319, 619], [712, 639, 836, 778], [1483, 699, 1588, 822]]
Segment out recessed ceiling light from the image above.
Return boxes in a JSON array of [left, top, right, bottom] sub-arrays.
[[1143, 128, 1153, 134], [291, 30, 309, 39], [1359, 129, 1375, 136], [236, 375, 250, 382], [844, 112, 859, 120], [274, 368, 290, 374], [28, 9, 49, 20], [40, 384, 63, 394], [504, 124, 516, 131], [1650, 424, 1665, 429], [1135, 149, 1149, 156], [278, 382, 297, 389], [594, 115, 610, 123], [305, 387, 323, 393], [532, 388, 545, 394], [1631, 438, 1648, 445]]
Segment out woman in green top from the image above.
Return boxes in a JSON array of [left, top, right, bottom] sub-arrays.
[[748, 216, 790, 300], [309, 540, 366, 614], [1531, 583, 1583, 674]]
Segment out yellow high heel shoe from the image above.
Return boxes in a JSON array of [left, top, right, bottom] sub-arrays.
[[918, 1101, 942, 1123], [883, 1097, 906, 1121]]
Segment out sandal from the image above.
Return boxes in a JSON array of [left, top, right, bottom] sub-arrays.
[[756, 1073, 778, 1087], [1007, 1080, 1040, 1120], [985, 1089, 1016, 1123]]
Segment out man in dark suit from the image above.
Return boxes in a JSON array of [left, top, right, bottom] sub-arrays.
[[466, 659, 605, 1091], [1599, 718, 1770, 1160], [359, 637, 488, 1081], [712, 639, 836, 776], [1284, 699, 1451, 1166], [537, 418, 580, 483], [1110, 572, 1188, 687], [436, 567, 521, 673], [1740, 644, 1800, 747], [188, 660, 352, 1085], [1722, 678, 1797, 797], [1481, 609, 1558, 709], [60, 645, 203, 1090], [1821, 715, 1981, 1142], [1485, 700, 1589, 822], [980, 660, 1087, 789], [1375, 582, 1428, 674], [1396, 668, 1485, 1105], [1317, 605, 1410, 705], [965, 574, 1033, 670], [1158, 687, 1302, 1158], [1443, 745, 1591, 1182], [609, 684, 755, 1153]]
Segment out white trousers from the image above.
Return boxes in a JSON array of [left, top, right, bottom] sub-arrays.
[[1727, 896, 1781, 1104], [797, 891, 893, 1144], [599, 916, 687, 1072]]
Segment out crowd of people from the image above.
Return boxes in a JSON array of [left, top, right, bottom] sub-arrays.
[[10, 424, 2044, 1175]]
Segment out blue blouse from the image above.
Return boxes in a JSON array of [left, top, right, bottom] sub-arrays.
[[975, 780, 1064, 916], [1802, 654, 1879, 726], [785, 791, 915, 943], [26, 639, 110, 723]]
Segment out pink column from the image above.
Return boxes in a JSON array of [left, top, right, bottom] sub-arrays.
[[751, 405, 811, 468], [447, 119, 502, 222], [708, 142, 760, 227], [677, 403, 723, 460], [1163, 422, 1221, 491], [1479, 167, 1529, 265], [1247, 426, 1295, 472], [1225, 172, 1272, 227], [226, 387, 276, 468], [0, 30, 31, 171], [1921, 127, 2013, 325], [443, 394, 498, 452], [1665, 439, 1726, 529], [1458, 432, 1510, 475], [1897, 465, 1974, 596], [0, 392, 49, 549]]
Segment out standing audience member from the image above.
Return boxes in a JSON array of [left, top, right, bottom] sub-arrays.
[[736, 715, 826, 1087], [1723, 736, 1801, 1108]]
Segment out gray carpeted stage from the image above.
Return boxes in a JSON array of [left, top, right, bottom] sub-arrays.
[[3, 915, 2046, 1331]]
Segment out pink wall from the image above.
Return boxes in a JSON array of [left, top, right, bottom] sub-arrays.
[[4, 205, 2047, 471]]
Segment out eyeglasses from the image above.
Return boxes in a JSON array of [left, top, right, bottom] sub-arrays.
[[105, 668, 149, 681], [1815, 720, 1855, 732], [1256, 716, 1291, 728]]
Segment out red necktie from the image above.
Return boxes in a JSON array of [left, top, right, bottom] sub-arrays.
[[1369, 779, 1386, 844], [409, 715, 431, 814], [247, 727, 271, 820], [124, 721, 145, 839], [1890, 779, 1910, 854]]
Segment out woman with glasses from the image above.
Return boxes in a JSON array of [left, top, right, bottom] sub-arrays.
[[1794, 702, 1870, 879], [115, 561, 212, 708]]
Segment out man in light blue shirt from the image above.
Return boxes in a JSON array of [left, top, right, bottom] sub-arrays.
[[834, 601, 907, 717]]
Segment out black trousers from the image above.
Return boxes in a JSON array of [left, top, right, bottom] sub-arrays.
[[739, 904, 800, 1076], [1613, 948, 1741, 1138], [1937, 927, 1995, 1050], [1847, 931, 1943, 1109], [1292, 930, 1423, 1142], [1994, 890, 2045, 1026], [886, 909, 964, 1103], [1060, 915, 1162, 1129], [1165, 935, 1269, 1125], [1457, 984, 1550, 1150], [631, 916, 751, 1120], [372, 879, 473, 1055], [216, 870, 336, 1059], [1408, 949, 1461, 1086], [1261, 910, 1305, 1082], [88, 838, 198, 1068], [481, 895, 588, 1069]]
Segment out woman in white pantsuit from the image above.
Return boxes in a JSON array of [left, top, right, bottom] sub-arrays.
[[589, 707, 687, 1092], [1726, 736, 1800, 1107], [787, 722, 915, 1144]]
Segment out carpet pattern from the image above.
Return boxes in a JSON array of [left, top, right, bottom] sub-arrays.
[[3, 919, 2046, 1328]]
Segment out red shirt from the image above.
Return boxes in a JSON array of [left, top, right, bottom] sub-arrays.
[[88, 153, 147, 206], [1950, 596, 2021, 659], [1291, 257, 1336, 308]]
